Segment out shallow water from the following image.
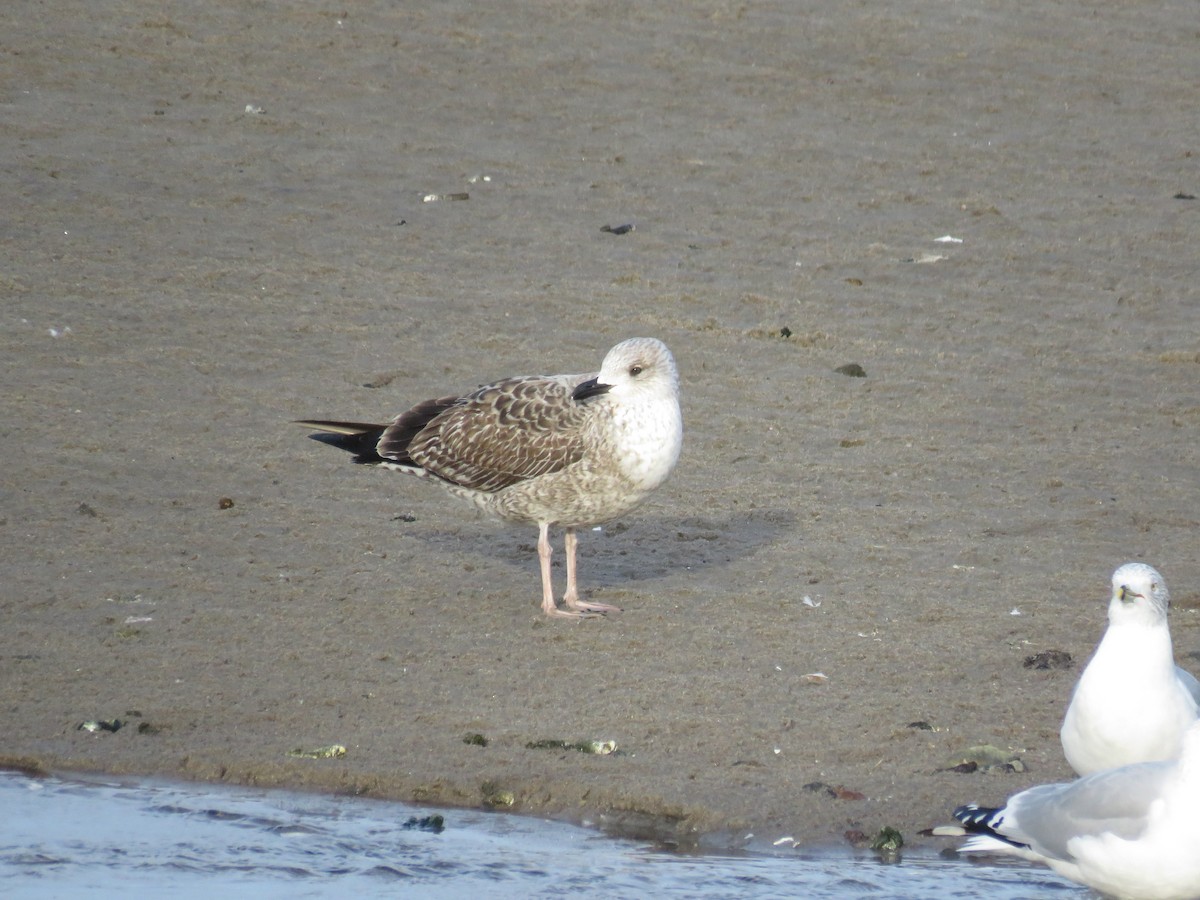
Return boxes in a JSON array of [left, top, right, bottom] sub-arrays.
[[0, 770, 1081, 899]]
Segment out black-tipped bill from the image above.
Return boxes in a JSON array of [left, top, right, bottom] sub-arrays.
[[572, 377, 612, 402]]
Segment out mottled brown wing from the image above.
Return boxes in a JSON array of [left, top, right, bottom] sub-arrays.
[[406, 375, 590, 493], [376, 396, 461, 466]]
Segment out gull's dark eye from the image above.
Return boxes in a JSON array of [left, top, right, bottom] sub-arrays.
[[629, 365, 644, 376]]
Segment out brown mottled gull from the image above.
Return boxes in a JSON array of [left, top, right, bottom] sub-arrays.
[[298, 337, 682, 619]]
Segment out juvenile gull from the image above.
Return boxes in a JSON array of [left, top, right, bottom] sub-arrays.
[[298, 337, 682, 619], [954, 720, 1200, 900], [1060, 563, 1200, 776]]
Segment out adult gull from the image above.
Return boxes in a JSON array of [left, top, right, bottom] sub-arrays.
[[954, 720, 1200, 900], [1060, 563, 1200, 776], [298, 337, 682, 619]]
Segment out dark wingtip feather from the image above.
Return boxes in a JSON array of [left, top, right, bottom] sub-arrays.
[[953, 803, 1002, 832], [297, 420, 388, 465], [377, 396, 460, 464]]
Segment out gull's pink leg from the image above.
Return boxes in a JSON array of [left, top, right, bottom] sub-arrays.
[[562, 526, 622, 615], [537, 522, 596, 618]]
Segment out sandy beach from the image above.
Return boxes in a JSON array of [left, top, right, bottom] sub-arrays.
[[2, 0, 1198, 850]]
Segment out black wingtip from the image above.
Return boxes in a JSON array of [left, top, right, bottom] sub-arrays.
[[953, 803, 1002, 832], [301, 423, 389, 465]]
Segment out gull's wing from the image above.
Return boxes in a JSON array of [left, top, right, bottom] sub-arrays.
[[1003, 762, 1172, 861], [393, 374, 593, 493], [1177, 666, 1200, 706]]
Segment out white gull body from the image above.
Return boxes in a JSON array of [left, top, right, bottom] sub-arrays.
[[955, 720, 1200, 900], [1060, 563, 1200, 776], [299, 337, 682, 618]]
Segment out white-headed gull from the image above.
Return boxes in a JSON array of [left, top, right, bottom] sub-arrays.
[[1060, 563, 1200, 775]]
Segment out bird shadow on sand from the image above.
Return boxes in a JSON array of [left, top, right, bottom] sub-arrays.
[[391, 507, 798, 590]]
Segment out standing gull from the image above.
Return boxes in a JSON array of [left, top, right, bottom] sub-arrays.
[[1060, 563, 1200, 776], [954, 720, 1200, 900], [298, 337, 682, 619]]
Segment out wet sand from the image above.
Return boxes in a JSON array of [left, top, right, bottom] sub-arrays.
[[2, 0, 1198, 850]]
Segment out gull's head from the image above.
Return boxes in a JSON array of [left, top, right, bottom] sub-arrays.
[[1108, 562, 1171, 625], [573, 338, 680, 403]]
